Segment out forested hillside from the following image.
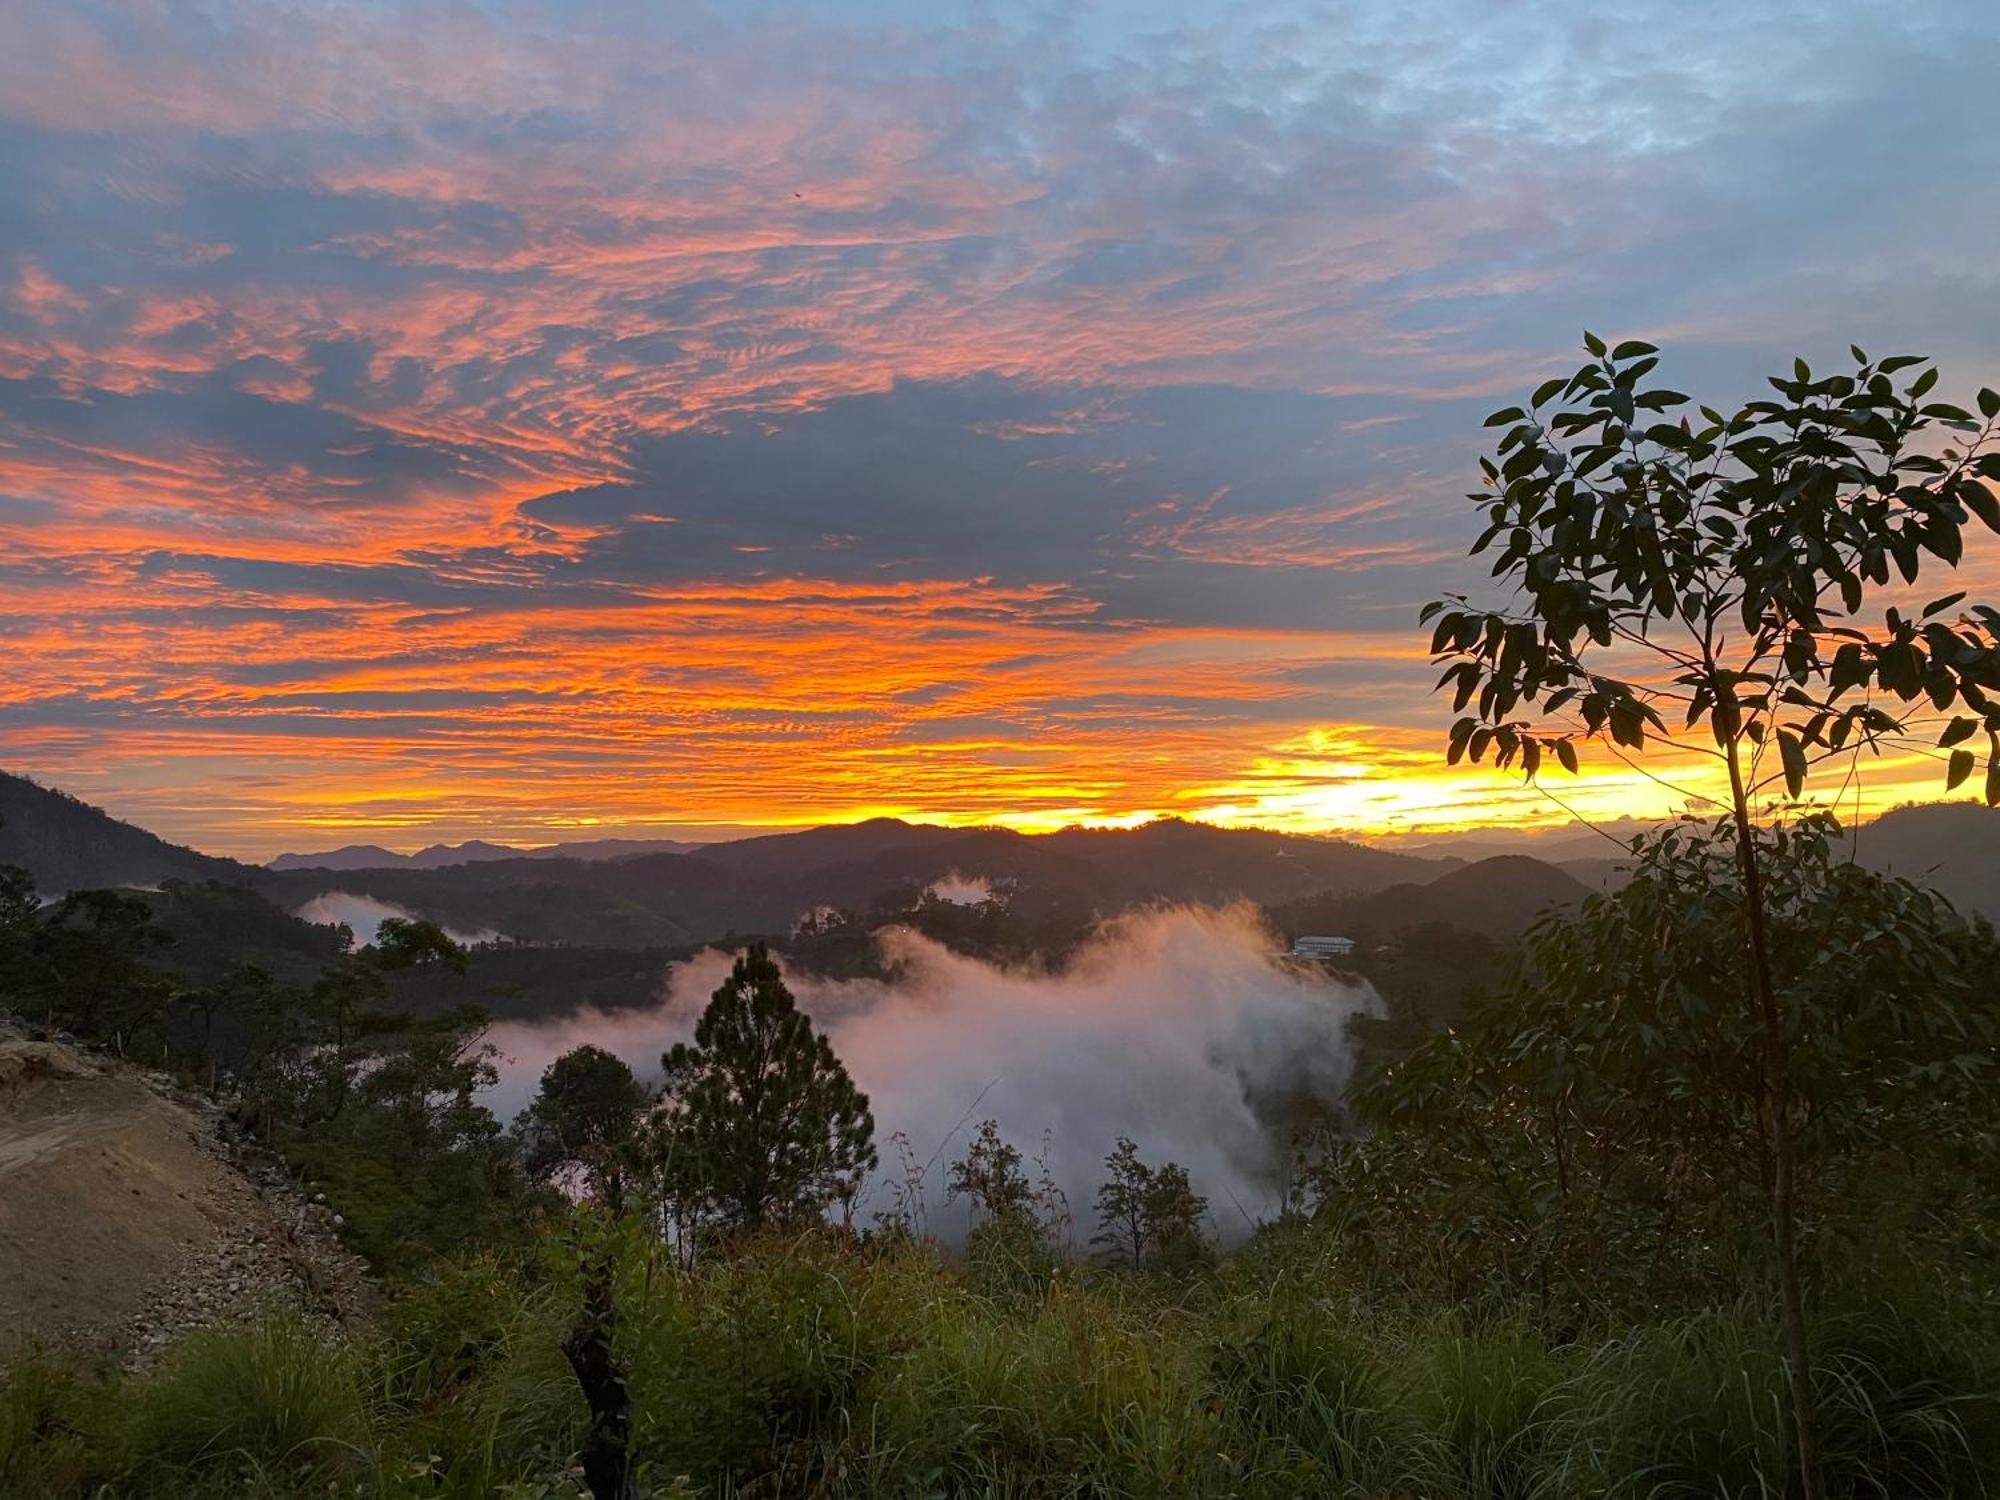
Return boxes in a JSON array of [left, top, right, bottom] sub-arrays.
[[0, 775, 254, 893]]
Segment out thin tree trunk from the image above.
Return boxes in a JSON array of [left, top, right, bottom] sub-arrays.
[[564, 1251, 637, 1500], [1724, 742, 1823, 1500]]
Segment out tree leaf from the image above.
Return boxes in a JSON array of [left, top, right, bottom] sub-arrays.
[[1963, 483, 2000, 534], [1778, 730, 1807, 798], [1947, 749, 1975, 791]]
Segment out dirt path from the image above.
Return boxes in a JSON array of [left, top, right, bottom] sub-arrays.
[[0, 1030, 372, 1367]]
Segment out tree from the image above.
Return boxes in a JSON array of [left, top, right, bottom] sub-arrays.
[[947, 1119, 1033, 1225], [1092, 1137, 1152, 1266], [1091, 1137, 1211, 1270], [1141, 1161, 1210, 1270], [0, 864, 38, 993], [1425, 337, 2000, 1495], [173, 962, 277, 1087], [654, 944, 876, 1232], [25, 888, 174, 1050], [308, 1004, 515, 1271], [516, 1044, 650, 1209], [371, 916, 469, 975], [1347, 816, 1998, 1312]]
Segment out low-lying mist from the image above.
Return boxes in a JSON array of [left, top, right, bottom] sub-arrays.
[[483, 904, 1374, 1235], [294, 891, 505, 950], [924, 872, 993, 905]]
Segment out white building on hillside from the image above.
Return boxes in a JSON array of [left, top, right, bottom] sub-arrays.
[[1286, 934, 1355, 961]]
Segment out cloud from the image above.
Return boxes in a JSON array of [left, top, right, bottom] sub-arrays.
[[293, 890, 504, 949], [482, 906, 1375, 1234], [0, 0, 1996, 850]]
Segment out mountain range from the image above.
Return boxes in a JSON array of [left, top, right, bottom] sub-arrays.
[[1271, 855, 1597, 942], [3, 771, 1995, 958], [268, 837, 703, 871]]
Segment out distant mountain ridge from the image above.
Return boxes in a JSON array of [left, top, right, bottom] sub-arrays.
[[6, 773, 1995, 957], [269, 836, 701, 871], [252, 817, 1445, 948], [1850, 801, 2000, 921], [1388, 803, 2000, 919]]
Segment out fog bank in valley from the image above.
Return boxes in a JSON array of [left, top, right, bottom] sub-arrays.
[[483, 905, 1374, 1233], [294, 891, 505, 950]]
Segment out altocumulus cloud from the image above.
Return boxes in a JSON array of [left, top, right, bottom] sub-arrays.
[[1, 0, 1996, 850]]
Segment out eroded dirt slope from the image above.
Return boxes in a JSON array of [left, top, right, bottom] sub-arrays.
[[0, 1026, 371, 1366]]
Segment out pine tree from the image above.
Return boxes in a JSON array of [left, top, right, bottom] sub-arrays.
[[655, 944, 876, 1230]]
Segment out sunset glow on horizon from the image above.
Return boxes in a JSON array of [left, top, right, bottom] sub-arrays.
[[4, 1, 1998, 859]]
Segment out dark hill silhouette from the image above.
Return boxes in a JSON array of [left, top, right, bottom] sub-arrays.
[[1271, 855, 1593, 942], [11, 772, 1992, 957], [692, 817, 967, 881], [268, 844, 405, 871], [797, 827, 1119, 906], [258, 819, 1449, 948], [261, 851, 795, 949], [0, 773, 255, 893], [1851, 802, 2000, 919], [1040, 819, 1437, 905], [270, 836, 701, 871]]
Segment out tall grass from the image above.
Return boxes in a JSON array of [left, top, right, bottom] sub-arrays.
[[3, 1228, 1995, 1498], [114, 1313, 369, 1492], [0, 1353, 98, 1498]]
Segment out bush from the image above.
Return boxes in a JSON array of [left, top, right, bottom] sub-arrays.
[[373, 1253, 586, 1493], [7, 1217, 1996, 1498], [116, 1313, 369, 1491]]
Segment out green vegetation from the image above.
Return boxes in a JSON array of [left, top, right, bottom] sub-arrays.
[[1427, 336, 2000, 1494], [5, 1228, 1994, 1498], [654, 944, 879, 1236], [4, 342, 1998, 1495]]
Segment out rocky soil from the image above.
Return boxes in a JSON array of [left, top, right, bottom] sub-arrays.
[[0, 1016, 374, 1370]]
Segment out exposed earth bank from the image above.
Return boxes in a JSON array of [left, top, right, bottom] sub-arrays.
[[0, 1019, 372, 1369]]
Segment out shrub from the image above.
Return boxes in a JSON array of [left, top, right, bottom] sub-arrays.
[[115, 1313, 369, 1490]]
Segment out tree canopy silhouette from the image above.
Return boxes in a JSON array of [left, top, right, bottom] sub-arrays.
[[1424, 336, 2000, 1499], [655, 944, 875, 1231]]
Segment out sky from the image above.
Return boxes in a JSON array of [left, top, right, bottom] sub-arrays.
[[2, 0, 1998, 859]]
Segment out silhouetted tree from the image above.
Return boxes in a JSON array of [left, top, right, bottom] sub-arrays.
[[0, 863, 37, 993], [27, 888, 173, 1050], [1092, 1137, 1210, 1269], [947, 1118, 1033, 1226], [371, 915, 469, 974], [1427, 337, 2000, 1495], [655, 944, 875, 1231], [516, 1044, 650, 1209], [1092, 1137, 1152, 1266]]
